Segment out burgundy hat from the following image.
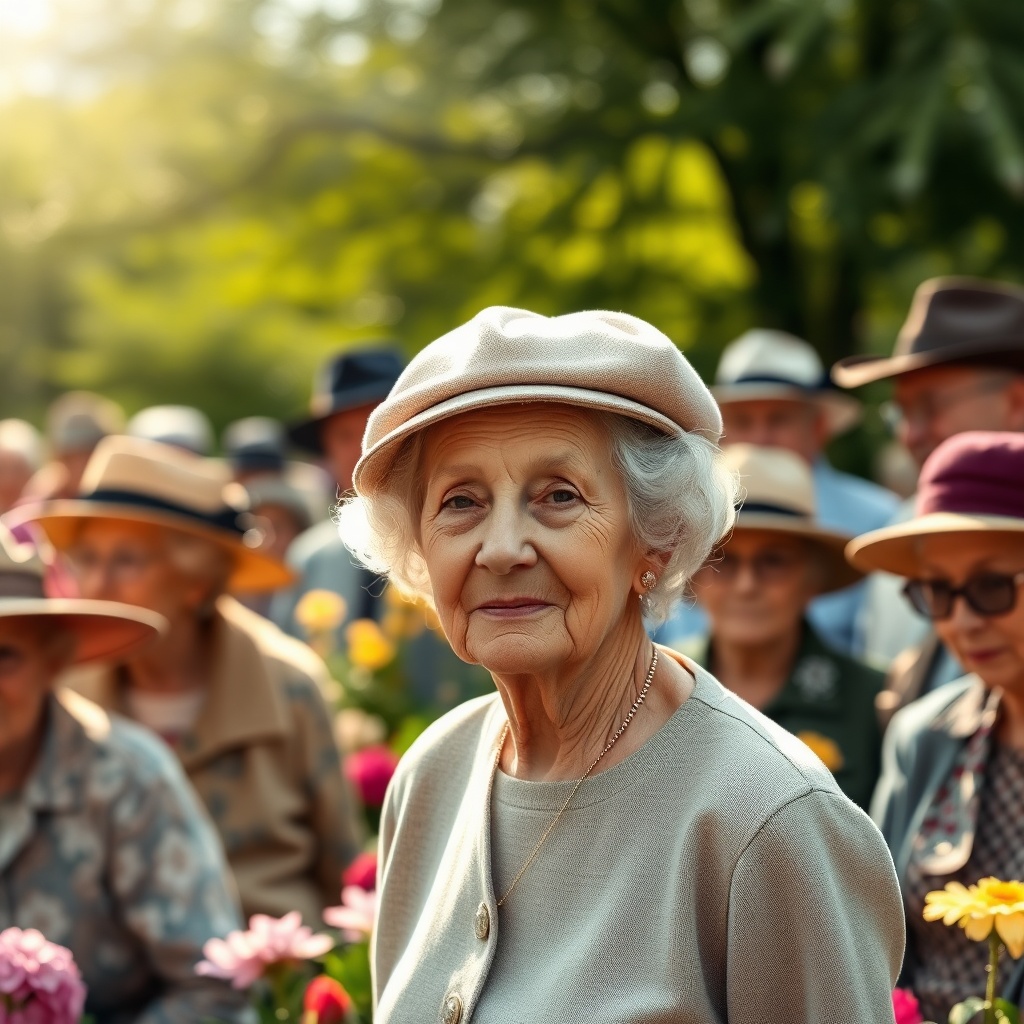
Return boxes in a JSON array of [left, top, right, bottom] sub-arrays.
[[832, 277, 1024, 388], [846, 431, 1024, 575]]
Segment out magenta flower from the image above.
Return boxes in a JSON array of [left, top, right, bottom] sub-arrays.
[[195, 911, 335, 990], [0, 927, 86, 1024], [342, 851, 378, 892], [324, 886, 378, 943], [344, 745, 399, 808], [892, 987, 923, 1024]]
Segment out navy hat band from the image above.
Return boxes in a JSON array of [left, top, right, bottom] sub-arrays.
[[83, 489, 248, 536]]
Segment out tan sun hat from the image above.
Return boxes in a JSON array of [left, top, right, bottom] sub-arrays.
[[354, 306, 723, 496], [5, 436, 295, 593], [722, 444, 863, 593], [0, 526, 164, 663]]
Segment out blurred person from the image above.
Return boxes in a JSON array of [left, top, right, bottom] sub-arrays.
[[347, 307, 903, 1022], [128, 404, 215, 455], [223, 416, 289, 484], [7, 437, 362, 925], [674, 445, 883, 808], [657, 329, 898, 656], [854, 432, 1024, 1019], [273, 348, 404, 640], [0, 526, 250, 1023], [834, 277, 1024, 715], [0, 418, 43, 513]]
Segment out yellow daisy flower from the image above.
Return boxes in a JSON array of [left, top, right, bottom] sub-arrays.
[[924, 878, 1024, 958], [345, 618, 397, 672], [294, 589, 348, 636]]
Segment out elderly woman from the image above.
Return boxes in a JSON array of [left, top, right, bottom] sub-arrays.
[[338, 307, 904, 1022], [7, 436, 362, 925], [675, 443, 884, 808], [853, 431, 1024, 1019], [0, 526, 249, 1022]]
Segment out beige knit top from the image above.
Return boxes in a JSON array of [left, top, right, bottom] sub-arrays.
[[373, 655, 904, 1023]]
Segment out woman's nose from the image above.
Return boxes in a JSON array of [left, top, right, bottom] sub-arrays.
[[474, 504, 537, 575]]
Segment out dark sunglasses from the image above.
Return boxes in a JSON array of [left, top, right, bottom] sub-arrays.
[[902, 571, 1024, 621]]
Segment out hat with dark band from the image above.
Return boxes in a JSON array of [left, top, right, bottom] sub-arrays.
[[832, 277, 1024, 388], [5, 437, 295, 593]]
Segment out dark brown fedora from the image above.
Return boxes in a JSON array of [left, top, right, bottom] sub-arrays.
[[832, 277, 1024, 388]]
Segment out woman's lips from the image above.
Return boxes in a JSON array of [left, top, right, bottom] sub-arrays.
[[475, 600, 551, 618], [963, 648, 1006, 665]]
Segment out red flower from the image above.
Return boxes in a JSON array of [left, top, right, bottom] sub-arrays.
[[892, 987, 922, 1024], [303, 976, 352, 1023], [345, 745, 399, 807], [343, 851, 378, 892]]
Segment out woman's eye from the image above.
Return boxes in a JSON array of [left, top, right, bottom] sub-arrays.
[[549, 489, 578, 504], [443, 495, 477, 510]]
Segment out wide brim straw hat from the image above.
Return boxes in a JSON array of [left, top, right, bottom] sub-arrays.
[[846, 431, 1024, 576], [713, 329, 862, 438], [832, 277, 1024, 388], [6, 436, 295, 593], [0, 526, 164, 664], [722, 443, 863, 593], [354, 307, 724, 497]]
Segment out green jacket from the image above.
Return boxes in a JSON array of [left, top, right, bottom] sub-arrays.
[[678, 623, 884, 808]]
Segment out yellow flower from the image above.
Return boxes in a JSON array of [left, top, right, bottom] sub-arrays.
[[796, 731, 844, 773], [924, 878, 1024, 958], [294, 589, 347, 636], [345, 618, 397, 671]]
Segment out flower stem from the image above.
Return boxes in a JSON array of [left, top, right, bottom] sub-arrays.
[[985, 932, 1001, 1024]]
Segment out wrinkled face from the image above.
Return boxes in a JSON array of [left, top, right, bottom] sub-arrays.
[[321, 404, 377, 493], [720, 399, 826, 464], [417, 405, 648, 677], [916, 533, 1024, 695], [67, 519, 206, 625], [0, 618, 68, 761], [691, 530, 820, 648]]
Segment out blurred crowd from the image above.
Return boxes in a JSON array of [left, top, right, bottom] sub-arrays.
[[2, 273, 1024, 1020]]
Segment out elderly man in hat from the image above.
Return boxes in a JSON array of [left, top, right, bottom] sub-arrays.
[[834, 277, 1024, 714], [658, 328, 898, 656]]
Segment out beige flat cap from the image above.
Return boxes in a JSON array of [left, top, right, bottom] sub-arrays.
[[354, 306, 722, 496]]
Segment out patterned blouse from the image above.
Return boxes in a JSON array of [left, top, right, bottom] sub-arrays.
[[0, 690, 252, 1024]]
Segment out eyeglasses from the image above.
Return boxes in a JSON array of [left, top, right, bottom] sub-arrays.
[[703, 549, 805, 584], [902, 572, 1024, 621], [881, 376, 1012, 433]]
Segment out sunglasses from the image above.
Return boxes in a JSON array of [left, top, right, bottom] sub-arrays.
[[902, 571, 1024, 621]]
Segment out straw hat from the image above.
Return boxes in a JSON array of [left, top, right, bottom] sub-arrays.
[[846, 431, 1024, 576], [6, 437, 295, 593], [0, 526, 163, 664], [354, 307, 723, 496], [722, 444, 863, 593], [713, 329, 862, 437]]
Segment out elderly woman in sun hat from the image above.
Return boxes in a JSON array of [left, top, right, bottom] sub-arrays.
[[0, 525, 251, 1022], [673, 444, 884, 808], [337, 306, 904, 1022], [6, 436, 362, 926], [851, 431, 1024, 1020]]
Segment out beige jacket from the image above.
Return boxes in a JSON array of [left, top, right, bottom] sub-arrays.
[[374, 653, 904, 1023], [65, 596, 362, 925]]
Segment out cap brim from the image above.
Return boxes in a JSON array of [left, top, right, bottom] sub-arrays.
[[354, 385, 689, 497], [712, 384, 862, 437], [287, 382, 399, 455], [0, 599, 164, 664], [846, 512, 1024, 576], [832, 341, 1024, 388], [728, 512, 863, 592], [5, 502, 295, 594]]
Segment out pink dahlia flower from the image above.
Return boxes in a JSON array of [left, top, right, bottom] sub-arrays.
[[344, 745, 399, 808], [892, 987, 923, 1024], [0, 927, 86, 1024], [342, 851, 378, 892], [324, 886, 377, 943], [195, 911, 335, 990]]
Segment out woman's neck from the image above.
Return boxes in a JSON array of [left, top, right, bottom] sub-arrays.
[[493, 616, 693, 783], [709, 626, 803, 710], [124, 613, 211, 695]]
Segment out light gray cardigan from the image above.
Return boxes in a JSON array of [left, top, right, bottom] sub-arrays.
[[374, 657, 904, 1023]]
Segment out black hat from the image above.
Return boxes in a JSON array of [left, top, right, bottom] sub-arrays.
[[223, 417, 288, 475], [832, 277, 1024, 388], [288, 347, 405, 455]]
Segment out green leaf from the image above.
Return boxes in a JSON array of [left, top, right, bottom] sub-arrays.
[[994, 998, 1021, 1024], [948, 997, 985, 1024]]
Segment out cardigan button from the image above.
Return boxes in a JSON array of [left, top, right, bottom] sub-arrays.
[[442, 993, 463, 1024], [475, 902, 490, 940]]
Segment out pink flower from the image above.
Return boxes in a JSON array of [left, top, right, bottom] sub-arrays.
[[324, 886, 377, 943], [344, 746, 399, 808], [892, 987, 923, 1024], [0, 927, 86, 1024], [342, 851, 378, 892], [195, 911, 335, 990]]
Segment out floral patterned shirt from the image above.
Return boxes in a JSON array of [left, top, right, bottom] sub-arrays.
[[0, 690, 253, 1024]]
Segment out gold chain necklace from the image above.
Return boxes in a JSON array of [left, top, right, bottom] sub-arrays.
[[494, 647, 659, 908]]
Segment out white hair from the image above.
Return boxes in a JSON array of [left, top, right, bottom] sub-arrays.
[[336, 409, 738, 626]]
